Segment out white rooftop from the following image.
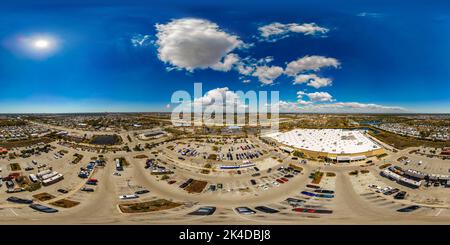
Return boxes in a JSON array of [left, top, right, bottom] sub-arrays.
[[265, 129, 381, 155]]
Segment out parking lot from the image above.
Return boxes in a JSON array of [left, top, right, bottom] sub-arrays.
[[1, 133, 450, 224]]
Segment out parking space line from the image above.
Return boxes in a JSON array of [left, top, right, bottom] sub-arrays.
[[9, 209, 18, 216], [435, 209, 443, 217]]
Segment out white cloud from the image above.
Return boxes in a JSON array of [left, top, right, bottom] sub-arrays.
[[307, 92, 334, 102], [276, 99, 405, 113], [257, 56, 274, 64], [252, 65, 284, 85], [179, 87, 249, 113], [152, 18, 340, 89], [293, 74, 332, 88], [285, 55, 340, 76], [131, 34, 153, 47], [237, 64, 255, 76], [317, 102, 404, 111], [155, 18, 243, 71], [193, 87, 240, 106], [277, 100, 302, 111], [211, 53, 240, 72], [297, 91, 334, 102], [298, 100, 312, 105], [258, 22, 329, 41]]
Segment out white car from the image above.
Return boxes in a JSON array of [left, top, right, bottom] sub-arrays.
[[119, 194, 139, 200]]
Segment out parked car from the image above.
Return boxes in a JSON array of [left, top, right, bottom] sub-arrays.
[[306, 184, 320, 189], [394, 191, 407, 199], [397, 205, 421, 213], [5, 180, 15, 189], [57, 189, 69, 194], [188, 206, 216, 216], [134, 189, 150, 195], [301, 191, 316, 197], [250, 179, 257, 185], [286, 197, 306, 206], [81, 187, 94, 192], [235, 207, 256, 215], [86, 180, 97, 186], [7, 196, 33, 204], [384, 188, 399, 195], [293, 208, 333, 214], [179, 182, 189, 189], [314, 189, 335, 194], [29, 204, 58, 213], [119, 194, 139, 200], [255, 206, 279, 213]]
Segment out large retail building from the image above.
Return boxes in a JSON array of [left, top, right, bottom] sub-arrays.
[[263, 129, 385, 162]]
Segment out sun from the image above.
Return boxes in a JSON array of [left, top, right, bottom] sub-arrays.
[[33, 39, 50, 49], [18, 35, 59, 58]]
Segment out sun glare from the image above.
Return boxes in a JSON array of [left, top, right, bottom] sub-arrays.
[[33, 39, 50, 49]]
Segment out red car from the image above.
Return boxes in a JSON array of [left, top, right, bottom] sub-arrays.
[[3, 176, 14, 181], [168, 180, 176, 185], [276, 178, 285, 184], [281, 177, 289, 182], [88, 178, 98, 183], [293, 208, 316, 213]]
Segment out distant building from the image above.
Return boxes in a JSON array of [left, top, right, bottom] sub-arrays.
[[139, 130, 166, 139], [222, 125, 242, 134]]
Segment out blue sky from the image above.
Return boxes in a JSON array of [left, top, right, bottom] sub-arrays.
[[1, 0, 450, 113]]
